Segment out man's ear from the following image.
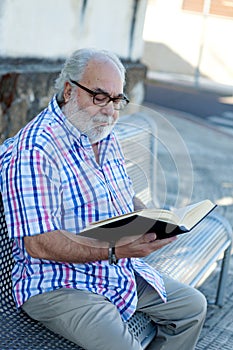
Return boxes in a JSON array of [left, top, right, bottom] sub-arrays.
[[63, 82, 72, 103]]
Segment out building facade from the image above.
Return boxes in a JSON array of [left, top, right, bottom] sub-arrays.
[[143, 0, 233, 88]]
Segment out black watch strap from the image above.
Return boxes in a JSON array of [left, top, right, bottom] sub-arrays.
[[108, 244, 118, 265]]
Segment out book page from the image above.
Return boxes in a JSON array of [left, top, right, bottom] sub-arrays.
[[173, 200, 216, 230], [139, 208, 179, 225]]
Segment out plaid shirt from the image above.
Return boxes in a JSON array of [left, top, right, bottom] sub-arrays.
[[0, 96, 166, 321]]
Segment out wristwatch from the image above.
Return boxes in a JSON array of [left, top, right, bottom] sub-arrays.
[[108, 244, 118, 265]]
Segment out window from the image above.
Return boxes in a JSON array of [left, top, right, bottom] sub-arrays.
[[210, 0, 233, 17], [182, 0, 233, 18], [182, 0, 205, 13]]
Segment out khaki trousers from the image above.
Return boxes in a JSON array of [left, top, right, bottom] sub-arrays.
[[22, 274, 207, 350]]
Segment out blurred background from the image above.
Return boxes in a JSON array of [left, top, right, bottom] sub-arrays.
[[143, 0, 233, 88], [0, 0, 147, 140], [0, 0, 233, 139]]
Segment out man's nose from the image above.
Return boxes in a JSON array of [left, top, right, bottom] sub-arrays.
[[100, 101, 115, 115]]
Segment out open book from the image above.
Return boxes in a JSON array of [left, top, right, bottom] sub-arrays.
[[79, 199, 217, 242]]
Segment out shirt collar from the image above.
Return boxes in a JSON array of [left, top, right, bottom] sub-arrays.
[[48, 95, 83, 141]]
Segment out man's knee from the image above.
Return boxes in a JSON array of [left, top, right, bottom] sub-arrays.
[[191, 288, 207, 319]]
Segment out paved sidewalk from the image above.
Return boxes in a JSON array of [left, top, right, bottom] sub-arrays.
[[144, 102, 233, 349]]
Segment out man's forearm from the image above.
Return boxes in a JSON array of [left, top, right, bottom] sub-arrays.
[[24, 197, 174, 264], [24, 230, 109, 263], [24, 225, 176, 263]]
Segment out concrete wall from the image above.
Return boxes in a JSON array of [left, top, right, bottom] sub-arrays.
[[0, 0, 147, 61], [0, 0, 148, 142], [143, 0, 233, 87]]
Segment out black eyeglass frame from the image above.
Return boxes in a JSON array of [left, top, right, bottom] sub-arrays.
[[70, 79, 129, 110]]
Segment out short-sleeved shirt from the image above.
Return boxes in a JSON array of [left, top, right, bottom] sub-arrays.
[[0, 96, 166, 321]]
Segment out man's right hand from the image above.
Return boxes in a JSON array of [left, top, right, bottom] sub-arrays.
[[115, 232, 177, 259]]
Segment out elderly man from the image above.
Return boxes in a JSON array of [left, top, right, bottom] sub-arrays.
[[0, 48, 206, 350]]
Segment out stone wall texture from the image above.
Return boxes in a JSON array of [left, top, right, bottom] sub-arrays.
[[0, 58, 147, 143]]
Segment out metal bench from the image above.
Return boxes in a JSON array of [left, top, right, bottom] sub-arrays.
[[116, 114, 232, 307], [0, 113, 232, 349]]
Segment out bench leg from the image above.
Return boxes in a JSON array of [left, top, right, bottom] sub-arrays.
[[215, 243, 232, 307]]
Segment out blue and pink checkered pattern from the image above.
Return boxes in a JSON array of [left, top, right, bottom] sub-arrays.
[[0, 96, 166, 321]]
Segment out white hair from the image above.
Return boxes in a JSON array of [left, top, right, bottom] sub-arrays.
[[55, 48, 126, 104]]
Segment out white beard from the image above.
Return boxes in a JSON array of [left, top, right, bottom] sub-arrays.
[[62, 96, 116, 143]]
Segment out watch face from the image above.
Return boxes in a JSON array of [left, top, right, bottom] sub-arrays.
[[112, 253, 118, 265], [108, 246, 118, 265]]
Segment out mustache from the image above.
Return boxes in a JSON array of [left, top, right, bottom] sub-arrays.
[[93, 115, 114, 124]]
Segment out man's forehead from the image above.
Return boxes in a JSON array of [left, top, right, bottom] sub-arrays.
[[81, 58, 123, 93], [83, 58, 122, 79]]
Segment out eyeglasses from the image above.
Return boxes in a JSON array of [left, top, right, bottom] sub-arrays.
[[70, 79, 129, 111]]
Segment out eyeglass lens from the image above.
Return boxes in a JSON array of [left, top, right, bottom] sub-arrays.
[[93, 94, 128, 110]]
